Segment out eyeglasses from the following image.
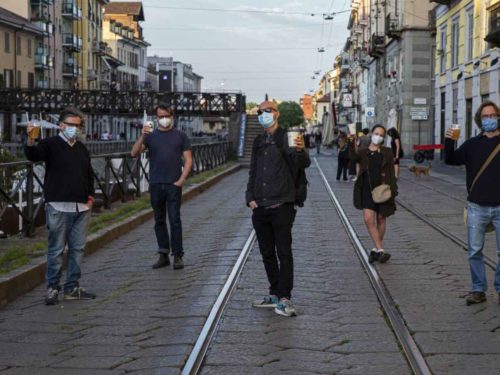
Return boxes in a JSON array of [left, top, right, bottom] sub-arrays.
[[257, 108, 275, 115], [157, 115, 173, 119], [63, 121, 83, 128], [481, 114, 498, 119]]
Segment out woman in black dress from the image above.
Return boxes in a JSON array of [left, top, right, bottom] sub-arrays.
[[387, 127, 403, 179], [350, 125, 398, 263]]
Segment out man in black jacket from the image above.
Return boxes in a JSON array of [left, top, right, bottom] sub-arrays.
[[445, 100, 500, 306], [246, 100, 310, 317], [25, 107, 96, 305]]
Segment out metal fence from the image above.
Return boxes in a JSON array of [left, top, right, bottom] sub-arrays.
[[0, 141, 232, 236]]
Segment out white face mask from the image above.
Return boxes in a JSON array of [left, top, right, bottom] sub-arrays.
[[371, 134, 384, 145], [158, 117, 172, 128]]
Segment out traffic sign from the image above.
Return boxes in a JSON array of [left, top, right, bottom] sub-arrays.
[[410, 106, 428, 121], [365, 107, 375, 117]]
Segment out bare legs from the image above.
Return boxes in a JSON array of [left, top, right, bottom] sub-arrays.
[[363, 209, 386, 250]]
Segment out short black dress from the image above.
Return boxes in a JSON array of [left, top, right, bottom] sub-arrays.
[[361, 151, 384, 211]]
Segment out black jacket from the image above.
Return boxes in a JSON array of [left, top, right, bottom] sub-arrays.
[[246, 127, 310, 207], [444, 134, 500, 206]]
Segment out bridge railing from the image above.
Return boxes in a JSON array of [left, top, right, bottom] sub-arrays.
[[0, 141, 232, 236]]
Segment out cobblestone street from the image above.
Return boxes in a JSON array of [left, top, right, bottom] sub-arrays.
[[0, 156, 500, 374]]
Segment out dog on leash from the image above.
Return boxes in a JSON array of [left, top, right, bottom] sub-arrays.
[[409, 163, 431, 177]]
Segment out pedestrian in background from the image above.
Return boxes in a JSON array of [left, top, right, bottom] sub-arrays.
[[24, 107, 96, 305], [131, 103, 193, 270], [353, 128, 371, 181], [246, 100, 310, 317], [336, 131, 349, 181], [350, 124, 397, 263], [315, 130, 322, 154], [387, 127, 404, 179], [444, 100, 500, 306]]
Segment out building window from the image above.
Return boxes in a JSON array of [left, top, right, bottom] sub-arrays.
[[16, 70, 21, 88], [4, 32, 10, 53], [16, 35, 21, 55], [487, 5, 500, 49], [467, 9, 474, 61], [451, 20, 459, 68], [28, 72, 34, 89], [439, 27, 447, 73], [481, 94, 490, 102], [27, 39, 32, 57], [4, 69, 13, 88]]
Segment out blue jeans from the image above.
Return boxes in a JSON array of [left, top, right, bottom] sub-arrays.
[[150, 183, 183, 256], [45, 205, 90, 293], [466, 202, 500, 292]]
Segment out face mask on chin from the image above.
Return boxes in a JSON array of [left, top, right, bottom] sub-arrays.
[[158, 117, 173, 128]]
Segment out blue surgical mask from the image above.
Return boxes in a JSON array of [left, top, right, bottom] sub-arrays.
[[258, 112, 275, 128], [63, 126, 79, 140], [481, 118, 498, 132]]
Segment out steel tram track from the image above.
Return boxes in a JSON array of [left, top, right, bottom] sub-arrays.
[[181, 230, 256, 375], [314, 158, 431, 375], [398, 175, 467, 204]]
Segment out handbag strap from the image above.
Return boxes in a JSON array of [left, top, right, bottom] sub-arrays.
[[470, 143, 500, 192]]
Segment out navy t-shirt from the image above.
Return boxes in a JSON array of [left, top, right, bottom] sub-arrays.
[[144, 128, 192, 184]]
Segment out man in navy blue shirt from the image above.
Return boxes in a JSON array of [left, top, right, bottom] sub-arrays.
[[131, 104, 193, 270]]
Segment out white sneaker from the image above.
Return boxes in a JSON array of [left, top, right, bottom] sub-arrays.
[[274, 298, 297, 317]]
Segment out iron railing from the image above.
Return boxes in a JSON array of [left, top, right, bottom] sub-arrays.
[[0, 141, 232, 236]]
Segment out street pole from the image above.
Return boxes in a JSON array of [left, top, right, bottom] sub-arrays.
[[418, 120, 421, 145]]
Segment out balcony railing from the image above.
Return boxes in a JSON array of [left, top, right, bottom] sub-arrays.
[[62, 63, 78, 77], [386, 14, 401, 39], [87, 69, 98, 81], [92, 41, 107, 55], [369, 33, 385, 58], [429, 0, 452, 4], [62, 2, 81, 19], [30, 3, 50, 22], [485, 14, 500, 47], [62, 33, 82, 51], [35, 53, 49, 70], [36, 80, 49, 89]]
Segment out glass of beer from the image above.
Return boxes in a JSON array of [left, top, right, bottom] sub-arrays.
[[30, 122, 41, 140], [143, 120, 154, 134], [450, 124, 461, 141]]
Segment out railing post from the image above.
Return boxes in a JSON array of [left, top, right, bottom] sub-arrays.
[[104, 157, 111, 209], [25, 163, 34, 237], [134, 157, 141, 197], [121, 155, 127, 202]]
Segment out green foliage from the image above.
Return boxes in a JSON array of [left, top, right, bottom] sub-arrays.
[[0, 147, 21, 197], [277, 101, 304, 129], [246, 102, 258, 111]]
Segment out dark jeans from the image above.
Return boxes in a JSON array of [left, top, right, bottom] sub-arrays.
[[337, 158, 348, 180], [150, 183, 183, 256], [252, 203, 296, 299]]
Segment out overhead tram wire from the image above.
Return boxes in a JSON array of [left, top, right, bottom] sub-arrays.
[[142, 4, 352, 17]]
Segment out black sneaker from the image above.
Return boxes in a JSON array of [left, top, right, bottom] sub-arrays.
[[152, 253, 170, 269], [466, 292, 486, 306], [173, 255, 184, 270], [378, 251, 391, 263], [45, 287, 59, 305], [368, 250, 380, 264], [64, 286, 96, 300]]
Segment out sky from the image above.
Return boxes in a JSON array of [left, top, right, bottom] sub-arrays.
[[139, 0, 351, 103]]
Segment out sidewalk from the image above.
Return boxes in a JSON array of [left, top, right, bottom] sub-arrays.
[[0, 169, 253, 374]]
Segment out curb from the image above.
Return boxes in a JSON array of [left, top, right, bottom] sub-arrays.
[[0, 163, 242, 308]]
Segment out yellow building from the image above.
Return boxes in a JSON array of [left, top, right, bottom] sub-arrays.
[[433, 0, 500, 146]]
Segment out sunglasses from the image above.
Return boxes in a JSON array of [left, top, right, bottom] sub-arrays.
[[257, 108, 275, 115], [63, 121, 83, 128]]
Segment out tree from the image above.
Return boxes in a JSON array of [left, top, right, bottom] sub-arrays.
[[246, 102, 258, 111], [278, 101, 304, 129]]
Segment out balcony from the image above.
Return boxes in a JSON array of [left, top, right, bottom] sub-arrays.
[[87, 69, 98, 81], [36, 80, 49, 89], [92, 41, 107, 55], [31, 3, 50, 22], [429, 0, 452, 4], [35, 49, 50, 69], [62, 33, 82, 51], [31, 0, 53, 4], [386, 14, 401, 39], [485, 14, 500, 48], [63, 64, 78, 77], [369, 33, 385, 58], [32, 21, 48, 34], [62, 2, 82, 19]]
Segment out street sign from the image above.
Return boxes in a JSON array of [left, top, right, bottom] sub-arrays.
[[365, 107, 375, 117], [414, 98, 427, 105], [410, 106, 428, 121], [342, 93, 353, 108]]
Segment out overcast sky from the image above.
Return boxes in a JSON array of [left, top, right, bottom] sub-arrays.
[[140, 0, 351, 103]]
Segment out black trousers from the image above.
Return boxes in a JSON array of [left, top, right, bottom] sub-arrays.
[[252, 203, 296, 299], [337, 158, 348, 180]]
